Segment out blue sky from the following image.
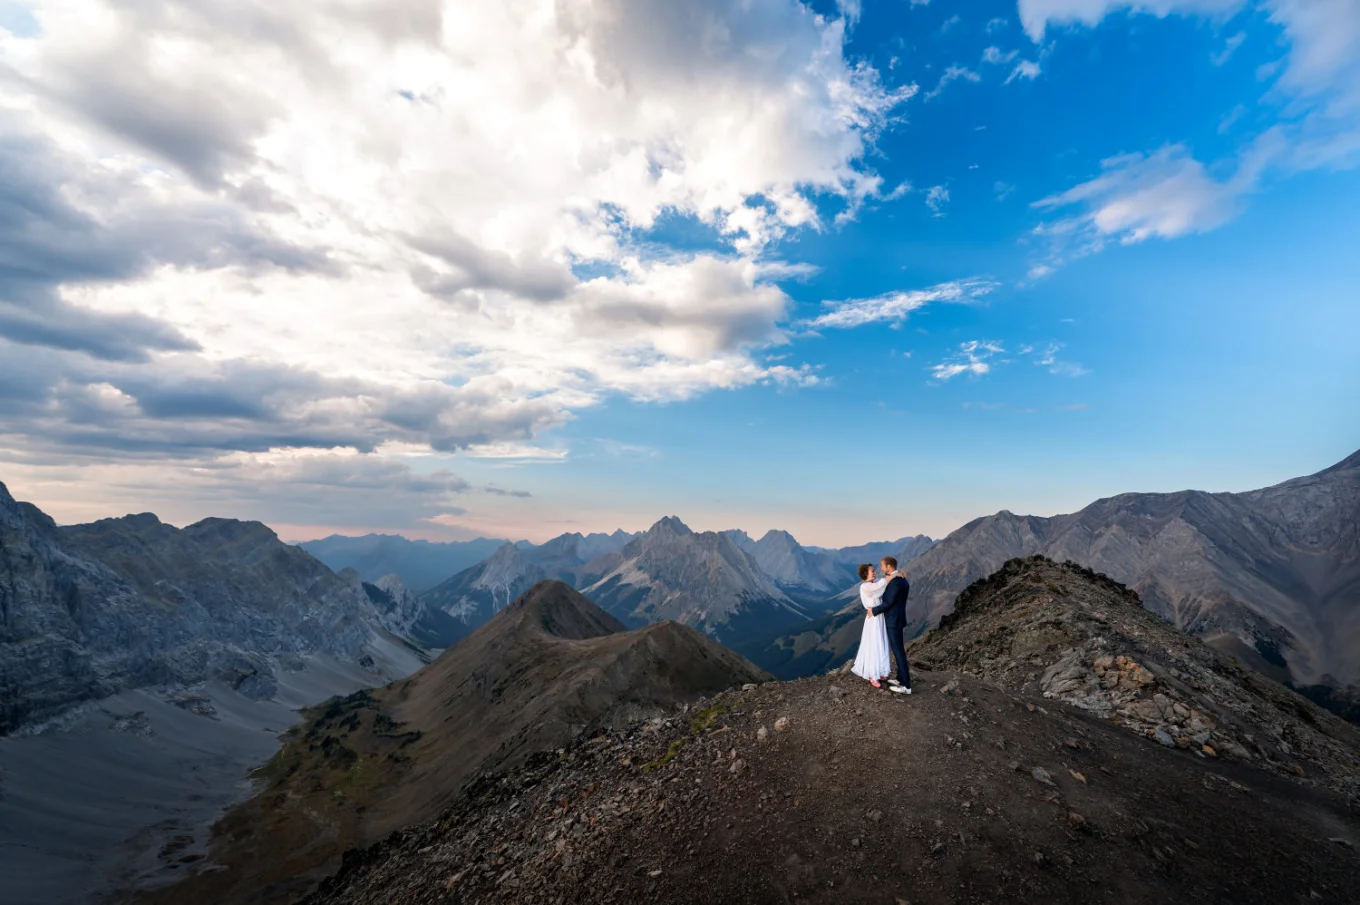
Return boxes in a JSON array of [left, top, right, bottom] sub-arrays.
[[1, 0, 1356, 545]]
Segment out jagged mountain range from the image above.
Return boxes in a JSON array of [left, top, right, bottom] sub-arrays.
[[139, 580, 768, 905], [746, 450, 1360, 716], [0, 482, 442, 735], [418, 517, 935, 647]]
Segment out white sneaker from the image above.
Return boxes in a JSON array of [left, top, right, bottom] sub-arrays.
[[890, 685, 911, 695], [887, 678, 902, 686]]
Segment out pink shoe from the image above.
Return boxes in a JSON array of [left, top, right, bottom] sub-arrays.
[[870, 679, 881, 688]]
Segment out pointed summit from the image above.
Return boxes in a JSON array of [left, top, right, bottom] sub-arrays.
[[647, 515, 692, 536]]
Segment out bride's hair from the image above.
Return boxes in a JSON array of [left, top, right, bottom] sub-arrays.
[[857, 563, 873, 581]]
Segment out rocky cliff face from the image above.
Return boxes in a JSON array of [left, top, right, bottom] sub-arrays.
[[584, 517, 809, 643], [0, 483, 420, 734]]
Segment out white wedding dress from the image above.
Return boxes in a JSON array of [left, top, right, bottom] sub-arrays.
[[851, 577, 891, 682]]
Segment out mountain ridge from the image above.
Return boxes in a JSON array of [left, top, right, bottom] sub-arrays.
[[136, 580, 769, 905], [745, 449, 1360, 712]]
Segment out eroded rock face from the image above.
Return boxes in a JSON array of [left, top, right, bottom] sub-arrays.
[[902, 451, 1360, 704], [911, 556, 1360, 798], [0, 482, 409, 734]]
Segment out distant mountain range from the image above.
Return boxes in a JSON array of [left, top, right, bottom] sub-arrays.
[[746, 450, 1360, 718], [413, 518, 936, 647], [0, 483, 444, 735]]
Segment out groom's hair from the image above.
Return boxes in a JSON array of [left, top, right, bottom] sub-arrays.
[[881, 556, 898, 571], [857, 563, 873, 580]]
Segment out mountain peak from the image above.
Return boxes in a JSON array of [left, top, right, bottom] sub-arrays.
[[501, 579, 626, 640], [647, 515, 692, 536], [1319, 448, 1360, 475], [756, 528, 797, 547]]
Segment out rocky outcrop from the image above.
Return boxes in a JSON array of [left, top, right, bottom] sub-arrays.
[[911, 556, 1360, 796], [0, 482, 420, 734]]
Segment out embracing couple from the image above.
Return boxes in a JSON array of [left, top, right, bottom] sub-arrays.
[[851, 556, 912, 695]]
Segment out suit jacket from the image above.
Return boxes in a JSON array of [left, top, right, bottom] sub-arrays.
[[871, 574, 909, 625]]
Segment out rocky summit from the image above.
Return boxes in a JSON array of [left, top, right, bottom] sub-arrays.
[[910, 556, 1360, 799]]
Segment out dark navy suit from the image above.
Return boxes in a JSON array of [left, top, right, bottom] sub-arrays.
[[870, 574, 911, 688]]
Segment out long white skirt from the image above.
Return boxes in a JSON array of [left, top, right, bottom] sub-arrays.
[[851, 612, 891, 681]]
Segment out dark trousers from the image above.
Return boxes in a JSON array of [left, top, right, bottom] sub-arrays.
[[885, 618, 910, 687]]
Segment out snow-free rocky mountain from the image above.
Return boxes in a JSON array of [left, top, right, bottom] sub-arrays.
[[747, 450, 1360, 717], [582, 517, 811, 643], [418, 520, 933, 647], [139, 581, 768, 905], [296, 561, 1360, 905], [0, 481, 441, 735]]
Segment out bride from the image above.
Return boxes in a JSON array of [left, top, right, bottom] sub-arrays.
[[851, 563, 891, 687]]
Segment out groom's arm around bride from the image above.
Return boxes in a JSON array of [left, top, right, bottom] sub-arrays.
[[870, 558, 912, 693]]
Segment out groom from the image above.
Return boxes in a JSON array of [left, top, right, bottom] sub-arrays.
[[870, 556, 912, 695]]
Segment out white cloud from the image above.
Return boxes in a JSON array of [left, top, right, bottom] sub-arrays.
[[1016, 0, 1243, 42], [808, 278, 998, 329], [1030, 342, 1090, 376], [1212, 30, 1247, 65], [1021, 2, 1360, 142], [931, 340, 1004, 381], [835, 0, 863, 25], [925, 184, 951, 215], [0, 0, 916, 484], [1006, 60, 1043, 83], [925, 65, 982, 101], [987, 18, 1010, 33], [1032, 140, 1277, 258], [995, 181, 1017, 200], [982, 46, 1019, 65]]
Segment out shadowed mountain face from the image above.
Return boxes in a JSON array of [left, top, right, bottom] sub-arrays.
[[0, 484, 424, 735], [138, 581, 769, 905], [745, 452, 1360, 711], [297, 561, 1360, 905], [300, 534, 508, 592], [584, 517, 811, 643]]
